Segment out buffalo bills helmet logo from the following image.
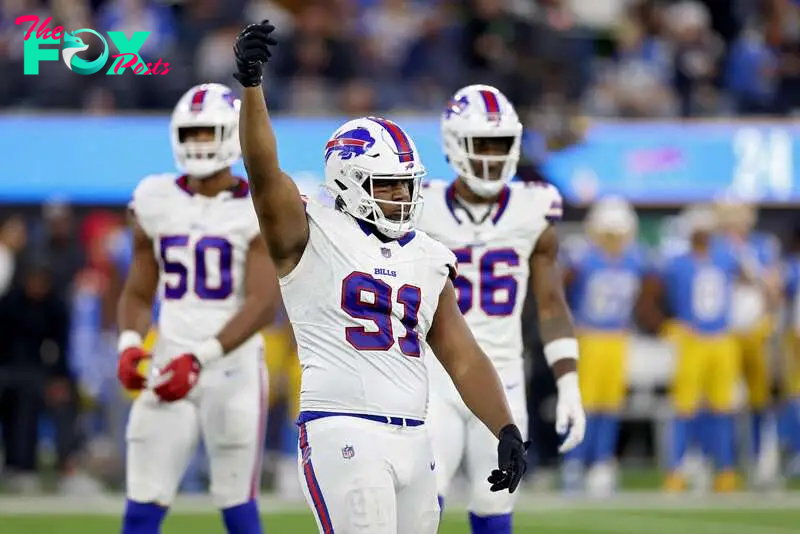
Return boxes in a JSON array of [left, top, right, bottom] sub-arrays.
[[325, 127, 376, 162], [444, 95, 469, 118], [222, 91, 238, 108]]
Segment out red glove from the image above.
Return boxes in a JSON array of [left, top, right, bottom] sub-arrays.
[[117, 347, 151, 390], [153, 354, 202, 402]]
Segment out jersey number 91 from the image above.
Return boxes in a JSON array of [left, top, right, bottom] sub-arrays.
[[341, 272, 422, 357]]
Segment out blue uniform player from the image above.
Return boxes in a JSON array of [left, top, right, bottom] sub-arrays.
[[561, 197, 646, 496]]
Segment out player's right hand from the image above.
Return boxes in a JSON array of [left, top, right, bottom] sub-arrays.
[[488, 424, 529, 493], [233, 20, 277, 87], [117, 347, 151, 391]]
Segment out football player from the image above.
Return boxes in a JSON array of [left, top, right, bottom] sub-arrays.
[[559, 196, 644, 496], [714, 200, 782, 485], [234, 23, 550, 534], [647, 206, 742, 493], [416, 84, 585, 531], [116, 82, 279, 534]]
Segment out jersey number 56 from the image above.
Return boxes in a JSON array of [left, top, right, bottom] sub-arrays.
[[452, 248, 520, 316]]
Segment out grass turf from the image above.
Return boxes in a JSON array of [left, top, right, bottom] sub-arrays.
[[4, 508, 800, 533]]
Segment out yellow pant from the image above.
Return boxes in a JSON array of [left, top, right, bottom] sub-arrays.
[[263, 324, 300, 417], [735, 323, 771, 409], [783, 334, 800, 398], [672, 332, 741, 415], [577, 331, 628, 412]]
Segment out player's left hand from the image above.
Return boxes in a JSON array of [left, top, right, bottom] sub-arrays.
[[152, 353, 201, 402], [555, 373, 586, 453], [488, 424, 530, 493]]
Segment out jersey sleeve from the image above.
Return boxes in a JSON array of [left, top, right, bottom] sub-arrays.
[[544, 184, 564, 223], [130, 174, 171, 238], [242, 202, 262, 242]]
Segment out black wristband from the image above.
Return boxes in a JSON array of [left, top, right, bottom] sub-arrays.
[[233, 69, 262, 88], [498, 424, 522, 442]]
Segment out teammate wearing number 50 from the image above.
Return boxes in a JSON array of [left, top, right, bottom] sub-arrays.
[[234, 21, 529, 534], [116, 83, 280, 534], [416, 85, 585, 533]]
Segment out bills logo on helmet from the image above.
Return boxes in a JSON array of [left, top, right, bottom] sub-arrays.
[[222, 91, 238, 108], [324, 127, 376, 162], [444, 95, 469, 118]]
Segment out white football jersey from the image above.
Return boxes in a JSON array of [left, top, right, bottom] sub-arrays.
[[131, 174, 261, 365], [417, 180, 562, 371], [280, 200, 456, 420]]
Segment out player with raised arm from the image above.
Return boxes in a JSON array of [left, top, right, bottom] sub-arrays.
[[234, 22, 527, 534], [116, 83, 278, 534], [416, 85, 585, 532]]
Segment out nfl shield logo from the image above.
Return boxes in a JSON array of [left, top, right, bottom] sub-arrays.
[[341, 445, 355, 460], [381, 247, 392, 258]]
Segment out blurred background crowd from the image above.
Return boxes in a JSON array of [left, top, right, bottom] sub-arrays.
[[0, 0, 800, 499]]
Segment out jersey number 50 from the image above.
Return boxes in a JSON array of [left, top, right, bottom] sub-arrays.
[[452, 248, 520, 316], [160, 235, 233, 300], [341, 272, 422, 357]]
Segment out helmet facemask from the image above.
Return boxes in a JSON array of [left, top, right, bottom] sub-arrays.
[[327, 163, 426, 239], [443, 128, 521, 198], [172, 123, 239, 179]]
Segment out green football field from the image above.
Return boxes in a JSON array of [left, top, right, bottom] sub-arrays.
[[3, 494, 800, 533]]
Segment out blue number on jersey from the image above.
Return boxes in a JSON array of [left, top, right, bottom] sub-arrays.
[[452, 247, 520, 316], [159, 235, 234, 300], [341, 272, 422, 357]]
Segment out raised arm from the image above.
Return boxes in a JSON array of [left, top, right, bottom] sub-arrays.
[[428, 279, 528, 493], [529, 225, 586, 452], [234, 20, 308, 276]]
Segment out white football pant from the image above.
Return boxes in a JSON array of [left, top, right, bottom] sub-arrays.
[[125, 339, 267, 509], [427, 364, 528, 516], [298, 415, 440, 534]]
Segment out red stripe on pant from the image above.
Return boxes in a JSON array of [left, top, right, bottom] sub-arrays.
[[299, 424, 334, 533]]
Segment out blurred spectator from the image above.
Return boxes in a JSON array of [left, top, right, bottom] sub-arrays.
[[28, 200, 84, 299], [725, 20, 780, 115], [588, 1, 677, 117], [0, 256, 80, 493], [0, 215, 27, 298], [271, 0, 356, 112], [667, 1, 724, 117]]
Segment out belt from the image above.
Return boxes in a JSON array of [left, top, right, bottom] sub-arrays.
[[297, 410, 424, 427]]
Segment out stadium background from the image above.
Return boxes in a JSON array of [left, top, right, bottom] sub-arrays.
[[1, 0, 800, 532]]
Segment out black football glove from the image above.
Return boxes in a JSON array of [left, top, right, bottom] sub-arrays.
[[233, 20, 277, 87], [487, 424, 530, 493]]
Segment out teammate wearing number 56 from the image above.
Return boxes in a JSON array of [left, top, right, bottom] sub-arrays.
[[116, 83, 279, 534], [234, 21, 527, 534], [417, 85, 585, 533]]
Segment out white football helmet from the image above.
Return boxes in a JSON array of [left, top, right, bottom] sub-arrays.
[[323, 117, 426, 239], [585, 195, 638, 236], [441, 84, 523, 198], [170, 83, 241, 178]]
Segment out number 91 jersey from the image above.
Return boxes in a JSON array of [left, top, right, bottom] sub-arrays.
[[417, 180, 562, 371], [131, 174, 261, 363], [279, 200, 456, 421]]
